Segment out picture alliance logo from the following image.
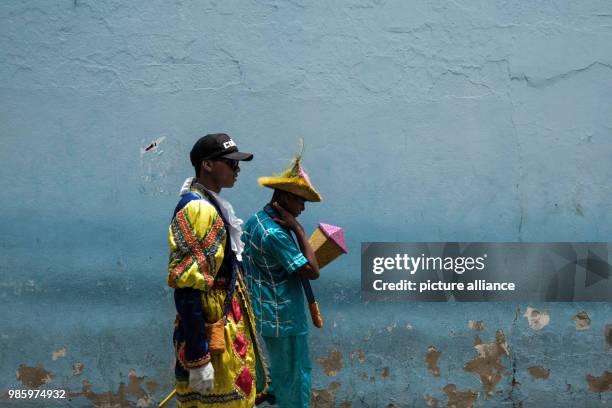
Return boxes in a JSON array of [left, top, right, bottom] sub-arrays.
[[372, 253, 488, 275]]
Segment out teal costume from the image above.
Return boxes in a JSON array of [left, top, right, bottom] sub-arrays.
[[241, 204, 312, 408]]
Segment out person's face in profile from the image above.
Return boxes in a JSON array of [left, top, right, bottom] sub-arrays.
[[282, 192, 306, 218], [201, 157, 240, 190]]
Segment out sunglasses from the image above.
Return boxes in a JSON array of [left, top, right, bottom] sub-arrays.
[[216, 158, 240, 170]]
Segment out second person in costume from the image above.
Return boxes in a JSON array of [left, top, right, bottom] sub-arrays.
[[241, 146, 322, 408]]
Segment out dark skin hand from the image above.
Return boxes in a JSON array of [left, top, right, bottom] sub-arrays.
[[272, 201, 320, 280]]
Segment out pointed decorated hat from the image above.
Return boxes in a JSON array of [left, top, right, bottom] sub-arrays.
[[258, 141, 322, 202]]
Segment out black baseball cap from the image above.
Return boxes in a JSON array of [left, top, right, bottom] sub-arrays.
[[190, 133, 253, 167]]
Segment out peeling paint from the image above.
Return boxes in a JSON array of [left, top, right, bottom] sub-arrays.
[[605, 324, 612, 348], [424, 393, 439, 407], [386, 404, 400, 408], [586, 371, 612, 393], [16, 365, 54, 388], [381, 367, 390, 378], [140, 136, 166, 155], [51, 347, 66, 360], [139, 135, 173, 196], [349, 349, 365, 364], [127, 370, 148, 400], [145, 381, 158, 394], [136, 397, 153, 407], [74, 370, 154, 408], [463, 330, 509, 397], [357, 350, 365, 364], [573, 311, 591, 330], [468, 320, 484, 331], [317, 350, 343, 376], [70, 379, 134, 408], [311, 381, 341, 408], [72, 362, 84, 376], [442, 384, 478, 408], [327, 381, 342, 392], [426, 346, 442, 377], [523, 306, 550, 330], [527, 366, 550, 380]]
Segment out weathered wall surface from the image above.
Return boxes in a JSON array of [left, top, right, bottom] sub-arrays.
[[1, 1, 611, 406]]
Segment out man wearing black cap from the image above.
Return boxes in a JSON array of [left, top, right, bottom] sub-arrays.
[[188, 133, 254, 192], [165, 133, 269, 408]]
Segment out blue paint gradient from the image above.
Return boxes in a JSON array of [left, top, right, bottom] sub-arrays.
[[1, 0, 611, 406]]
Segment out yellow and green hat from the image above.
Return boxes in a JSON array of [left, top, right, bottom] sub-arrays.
[[258, 143, 322, 202]]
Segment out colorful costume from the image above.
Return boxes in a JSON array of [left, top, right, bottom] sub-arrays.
[[168, 180, 268, 408], [241, 146, 322, 408], [242, 205, 312, 407]]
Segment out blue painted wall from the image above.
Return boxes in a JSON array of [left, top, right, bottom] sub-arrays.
[[1, 1, 611, 406]]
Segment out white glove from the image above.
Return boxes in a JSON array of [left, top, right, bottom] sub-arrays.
[[189, 362, 214, 394]]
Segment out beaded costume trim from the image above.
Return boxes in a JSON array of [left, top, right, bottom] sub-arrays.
[[175, 388, 244, 404], [168, 208, 225, 288], [176, 341, 211, 369]]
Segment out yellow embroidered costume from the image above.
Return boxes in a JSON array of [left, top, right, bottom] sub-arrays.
[[168, 182, 268, 407]]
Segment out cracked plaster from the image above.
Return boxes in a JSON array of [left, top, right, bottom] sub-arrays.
[[1, 1, 611, 407]]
